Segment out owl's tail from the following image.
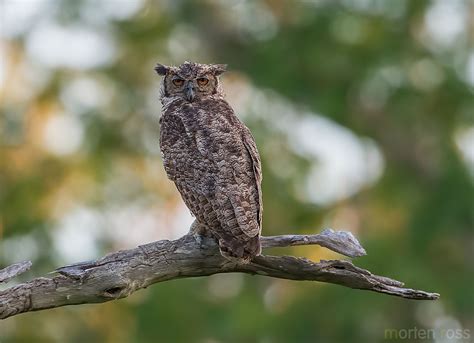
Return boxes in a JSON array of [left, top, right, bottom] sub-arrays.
[[218, 235, 261, 263]]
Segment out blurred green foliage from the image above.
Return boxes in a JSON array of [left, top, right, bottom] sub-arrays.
[[0, 0, 473, 342]]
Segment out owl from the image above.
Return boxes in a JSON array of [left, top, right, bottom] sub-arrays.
[[155, 61, 262, 262]]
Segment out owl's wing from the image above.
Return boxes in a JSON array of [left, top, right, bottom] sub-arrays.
[[192, 119, 262, 245], [241, 129, 263, 233], [216, 128, 262, 241]]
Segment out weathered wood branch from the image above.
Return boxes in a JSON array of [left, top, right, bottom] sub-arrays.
[[0, 261, 32, 284], [0, 229, 439, 320], [261, 229, 366, 257]]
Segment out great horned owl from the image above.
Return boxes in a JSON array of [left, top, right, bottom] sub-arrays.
[[155, 61, 262, 262]]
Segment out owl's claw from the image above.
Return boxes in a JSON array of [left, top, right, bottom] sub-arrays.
[[193, 232, 203, 246], [189, 220, 213, 249]]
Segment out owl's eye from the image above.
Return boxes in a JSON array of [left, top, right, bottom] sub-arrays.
[[197, 78, 209, 86], [172, 78, 184, 86]]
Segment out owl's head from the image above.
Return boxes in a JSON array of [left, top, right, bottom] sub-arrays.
[[155, 61, 227, 103]]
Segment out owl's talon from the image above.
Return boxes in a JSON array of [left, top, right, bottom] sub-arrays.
[[193, 232, 203, 246]]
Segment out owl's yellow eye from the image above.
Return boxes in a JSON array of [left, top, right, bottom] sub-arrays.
[[172, 78, 184, 86], [197, 78, 209, 86]]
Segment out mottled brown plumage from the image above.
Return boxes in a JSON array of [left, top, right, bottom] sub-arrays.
[[155, 61, 262, 262]]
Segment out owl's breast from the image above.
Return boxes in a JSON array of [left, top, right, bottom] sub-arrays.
[[159, 112, 216, 186], [160, 116, 187, 175]]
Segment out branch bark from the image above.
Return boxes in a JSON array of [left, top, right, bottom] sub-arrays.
[[0, 229, 439, 320]]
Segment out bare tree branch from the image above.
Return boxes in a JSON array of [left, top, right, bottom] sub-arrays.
[[0, 261, 32, 284], [0, 230, 439, 320], [261, 228, 366, 257]]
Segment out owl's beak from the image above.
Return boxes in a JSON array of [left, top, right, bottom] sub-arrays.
[[185, 82, 195, 102]]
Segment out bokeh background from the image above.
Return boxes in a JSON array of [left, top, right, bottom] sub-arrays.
[[1, 0, 473, 342]]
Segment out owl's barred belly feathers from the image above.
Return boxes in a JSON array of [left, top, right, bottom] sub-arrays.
[[159, 90, 263, 262]]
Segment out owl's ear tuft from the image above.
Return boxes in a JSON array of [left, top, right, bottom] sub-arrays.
[[155, 63, 169, 76], [211, 64, 227, 76]]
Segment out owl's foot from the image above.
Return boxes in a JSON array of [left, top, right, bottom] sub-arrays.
[[189, 220, 211, 235], [189, 219, 209, 237], [189, 220, 213, 247]]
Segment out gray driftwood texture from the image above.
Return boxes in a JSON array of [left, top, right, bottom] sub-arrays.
[[0, 229, 439, 320]]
